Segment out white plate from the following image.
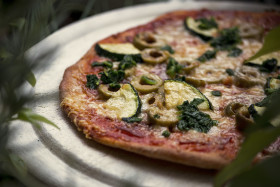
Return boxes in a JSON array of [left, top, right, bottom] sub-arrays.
[[7, 1, 279, 187]]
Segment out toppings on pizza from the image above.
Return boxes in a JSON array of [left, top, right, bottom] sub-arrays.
[[103, 83, 141, 120], [131, 74, 163, 93], [141, 48, 169, 64], [265, 76, 280, 94], [95, 43, 141, 61], [60, 10, 280, 169], [177, 98, 217, 133], [163, 80, 211, 110], [166, 57, 183, 78], [133, 32, 165, 50], [244, 51, 280, 67], [197, 49, 217, 62], [184, 17, 218, 41]]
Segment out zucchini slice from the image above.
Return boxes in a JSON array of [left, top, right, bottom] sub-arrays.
[[184, 17, 218, 41], [265, 77, 280, 95], [103, 84, 141, 119], [244, 51, 280, 67], [163, 80, 212, 110], [95, 43, 141, 61], [248, 104, 280, 127]]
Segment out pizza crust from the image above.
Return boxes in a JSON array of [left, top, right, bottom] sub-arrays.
[[60, 10, 280, 169]]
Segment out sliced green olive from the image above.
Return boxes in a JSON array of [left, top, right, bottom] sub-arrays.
[[98, 84, 120, 98], [235, 106, 254, 131], [184, 77, 206, 87], [181, 61, 200, 74], [131, 74, 163, 93], [141, 48, 169, 64], [225, 102, 253, 131], [193, 68, 226, 84], [234, 66, 266, 87], [238, 23, 263, 39], [133, 32, 165, 50]]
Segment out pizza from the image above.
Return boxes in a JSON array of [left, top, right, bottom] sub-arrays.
[[59, 9, 280, 169]]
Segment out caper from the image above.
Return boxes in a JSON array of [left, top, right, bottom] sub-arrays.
[[141, 48, 169, 64], [131, 74, 163, 93], [133, 32, 165, 50]]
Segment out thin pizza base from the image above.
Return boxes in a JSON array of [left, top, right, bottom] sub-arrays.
[[60, 10, 280, 169]]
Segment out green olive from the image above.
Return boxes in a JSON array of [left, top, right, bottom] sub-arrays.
[[182, 61, 200, 74], [98, 84, 120, 98], [235, 106, 254, 131], [225, 102, 245, 116], [131, 74, 163, 93], [133, 32, 165, 50], [141, 48, 169, 64], [238, 23, 263, 39], [184, 77, 206, 87], [234, 66, 266, 87], [225, 102, 253, 131]]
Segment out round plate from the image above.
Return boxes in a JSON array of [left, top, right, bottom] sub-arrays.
[[7, 1, 279, 186]]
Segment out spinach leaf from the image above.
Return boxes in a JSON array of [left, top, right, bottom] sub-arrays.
[[197, 50, 217, 62], [225, 68, 235, 76], [99, 69, 125, 84], [197, 17, 218, 30], [177, 98, 217, 133], [166, 57, 183, 77], [153, 114, 160, 119], [118, 55, 137, 71], [162, 130, 171, 138], [210, 27, 241, 50], [86, 74, 100, 89], [91, 61, 113, 68], [160, 45, 175, 54], [211, 90, 222, 97], [228, 47, 243, 57]]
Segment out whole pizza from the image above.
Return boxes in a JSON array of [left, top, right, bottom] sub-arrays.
[[59, 9, 280, 169]]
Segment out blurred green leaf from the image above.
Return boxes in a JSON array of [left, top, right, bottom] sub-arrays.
[[9, 18, 26, 31], [229, 155, 280, 187], [16, 108, 59, 129], [214, 126, 280, 187], [8, 154, 27, 177], [26, 71, 36, 87], [246, 26, 280, 62], [215, 91, 280, 187]]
